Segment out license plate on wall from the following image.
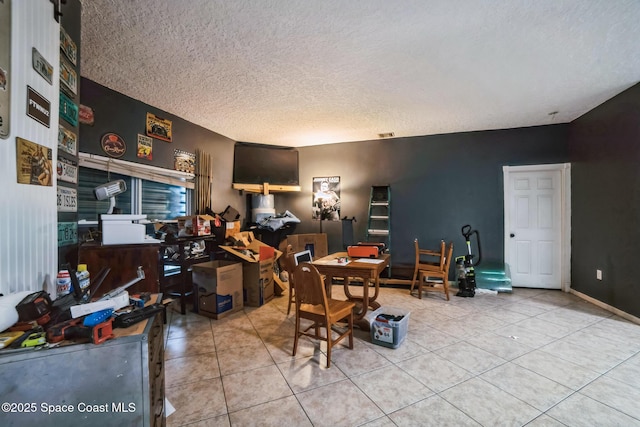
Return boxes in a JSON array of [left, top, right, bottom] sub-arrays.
[[58, 221, 77, 246], [60, 56, 77, 96], [57, 185, 77, 212], [57, 156, 77, 184], [59, 92, 78, 126], [58, 124, 77, 156]]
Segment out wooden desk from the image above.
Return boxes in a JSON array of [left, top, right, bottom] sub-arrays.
[[79, 242, 160, 296], [312, 252, 390, 327]]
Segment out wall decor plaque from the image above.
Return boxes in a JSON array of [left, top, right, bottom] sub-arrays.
[[26, 86, 51, 128], [137, 133, 153, 160], [146, 112, 172, 142], [101, 132, 126, 158], [174, 149, 195, 173], [32, 47, 53, 85], [16, 137, 53, 186], [79, 104, 94, 125]]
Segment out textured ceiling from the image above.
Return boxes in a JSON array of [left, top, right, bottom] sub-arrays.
[[79, 0, 640, 147]]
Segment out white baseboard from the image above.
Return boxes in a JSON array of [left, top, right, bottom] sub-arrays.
[[569, 289, 640, 325]]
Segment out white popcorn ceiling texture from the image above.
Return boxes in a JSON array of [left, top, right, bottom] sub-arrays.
[[80, 0, 640, 147]]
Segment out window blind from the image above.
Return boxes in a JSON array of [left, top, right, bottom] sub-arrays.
[[78, 152, 195, 189]]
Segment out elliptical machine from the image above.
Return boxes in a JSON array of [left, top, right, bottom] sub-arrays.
[[455, 224, 481, 297]]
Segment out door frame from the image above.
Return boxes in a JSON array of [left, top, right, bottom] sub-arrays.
[[503, 163, 571, 291]]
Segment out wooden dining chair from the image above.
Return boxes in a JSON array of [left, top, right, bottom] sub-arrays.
[[280, 244, 297, 315], [292, 262, 355, 367], [410, 239, 454, 300]]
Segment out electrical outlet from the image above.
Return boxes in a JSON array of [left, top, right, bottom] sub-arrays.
[[596, 269, 603, 280]]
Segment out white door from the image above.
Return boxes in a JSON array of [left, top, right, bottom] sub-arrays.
[[504, 165, 568, 289]]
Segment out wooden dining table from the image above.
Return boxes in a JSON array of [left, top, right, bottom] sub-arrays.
[[312, 251, 390, 328]]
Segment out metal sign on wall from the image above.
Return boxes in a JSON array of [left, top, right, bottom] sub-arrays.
[[0, 0, 11, 138], [27, 86, 51, 128]]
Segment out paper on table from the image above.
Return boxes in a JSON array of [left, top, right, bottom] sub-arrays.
[[355, 258, 386, 264], [313, 258, 351, 266]]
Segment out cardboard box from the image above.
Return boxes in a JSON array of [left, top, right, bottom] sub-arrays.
[[285, 233, 328, 259], [192, 260, 243, 319], [225, 220, 241, 238], [176, 214, 215, 237], [220, 231, 282, 262], [241, 258, 274, 307], [219, 232, 281, 307]]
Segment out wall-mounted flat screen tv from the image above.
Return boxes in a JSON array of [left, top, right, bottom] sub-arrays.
[[233, 142, 299, 186]]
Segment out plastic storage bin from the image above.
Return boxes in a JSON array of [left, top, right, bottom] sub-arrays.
[[368, 306, 410, 349]]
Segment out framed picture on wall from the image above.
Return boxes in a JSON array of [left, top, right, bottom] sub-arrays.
[[312, 176, 341, 221]]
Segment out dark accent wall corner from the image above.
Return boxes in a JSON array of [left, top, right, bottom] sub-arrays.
[[79, 78, 244, 214], [568, 82, 640, 318]]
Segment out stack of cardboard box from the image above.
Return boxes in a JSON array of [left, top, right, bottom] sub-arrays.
[[219, 231, 282, 307]]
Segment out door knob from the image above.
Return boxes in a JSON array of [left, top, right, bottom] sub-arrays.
[[510, 233, 515, 238]]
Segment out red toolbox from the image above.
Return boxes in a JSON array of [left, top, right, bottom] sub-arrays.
[[347, 245, 380, 258]]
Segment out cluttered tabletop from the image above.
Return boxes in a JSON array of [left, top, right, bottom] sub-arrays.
[[0, 265, 169, 355]]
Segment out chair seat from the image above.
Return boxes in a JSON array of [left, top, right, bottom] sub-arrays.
[[419, 263, 442, 272], [300, 299, 355, 320]]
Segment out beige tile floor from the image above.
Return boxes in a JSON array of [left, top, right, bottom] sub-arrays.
[[163, 285, 640, 427]]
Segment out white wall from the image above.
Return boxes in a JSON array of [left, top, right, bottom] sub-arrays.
[[0, 1, 59, 295]]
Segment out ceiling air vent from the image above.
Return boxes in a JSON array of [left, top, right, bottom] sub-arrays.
[[378, 132, 395, 139]]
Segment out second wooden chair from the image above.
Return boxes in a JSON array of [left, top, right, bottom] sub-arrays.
[[410, 239, 454, 300], [292, 262, 355, 367], [280, 244, 297, 315]]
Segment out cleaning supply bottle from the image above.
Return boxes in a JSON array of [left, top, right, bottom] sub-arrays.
[[76, 264, 90, 292], [56, 270, 72, 297]]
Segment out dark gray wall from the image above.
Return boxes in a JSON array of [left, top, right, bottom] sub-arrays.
[[79, 78, 244, 214], [79, 76, 640, 319], [279, 125, 569, 276], [568, 82, 640, 318]]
